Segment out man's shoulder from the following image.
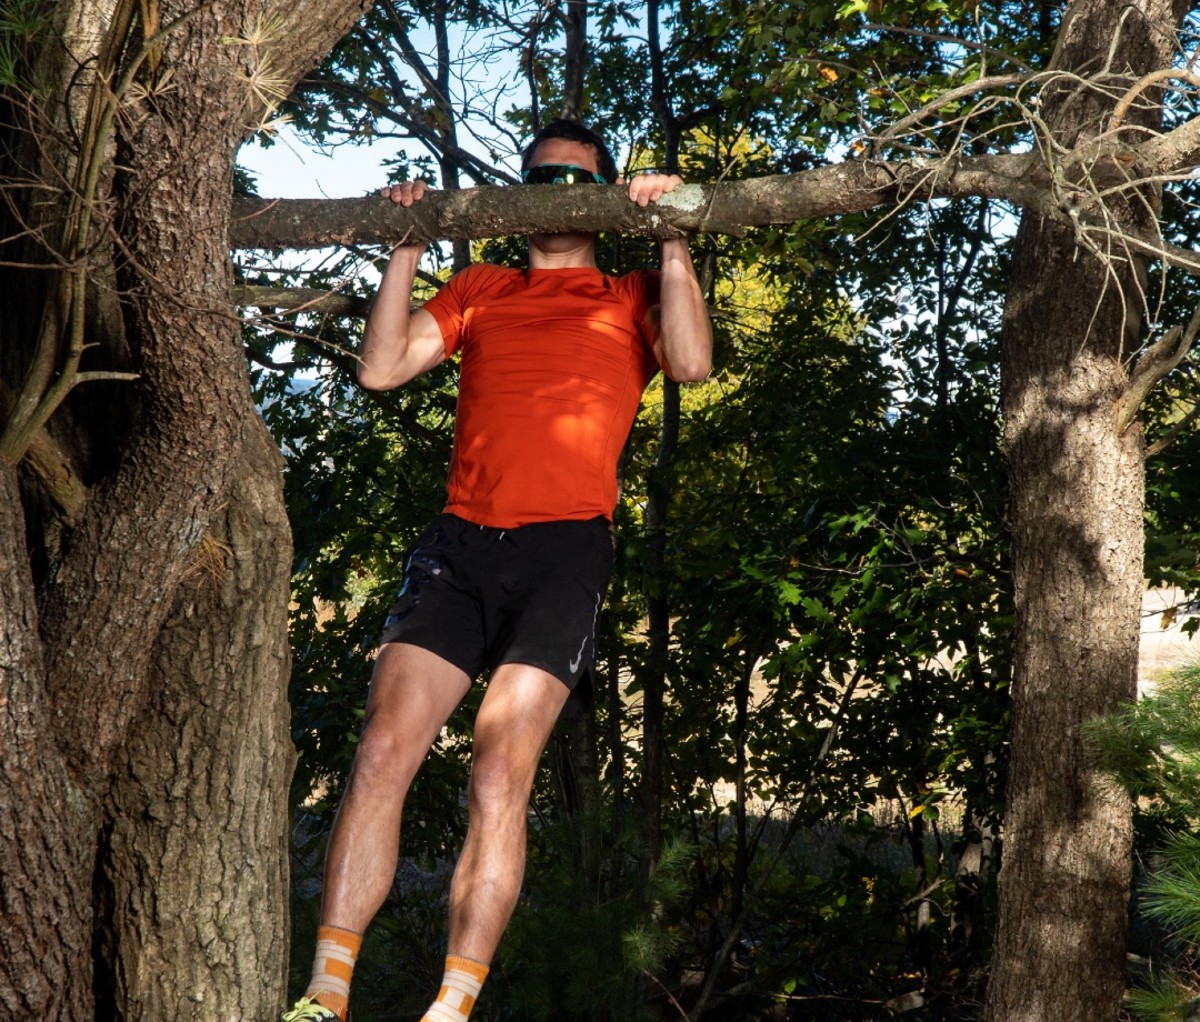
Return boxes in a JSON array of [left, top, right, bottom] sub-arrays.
[[611, 267, 661, 306], [613, 267, 659, 285], [454, 262, 517, 282], [437, 262, 519, 304]]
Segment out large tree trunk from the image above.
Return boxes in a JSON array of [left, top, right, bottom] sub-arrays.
[[0, 1, 368, 1017], [985, 2, 1189, 1019], [100, 421, 294, 1021]]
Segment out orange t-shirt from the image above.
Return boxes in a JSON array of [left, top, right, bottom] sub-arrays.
[[422, 263, 661, 528]]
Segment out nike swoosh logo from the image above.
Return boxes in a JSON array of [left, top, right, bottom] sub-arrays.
[[569, 594, 602, 675], [569, 635, 588, 675]]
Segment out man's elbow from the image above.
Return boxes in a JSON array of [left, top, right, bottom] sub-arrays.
[[662, 333, 713, 382], [357, 365, 397, 392], [664, 352, 712, 383]]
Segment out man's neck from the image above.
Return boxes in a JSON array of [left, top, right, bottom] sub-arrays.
[[526, 233, 597, 270]]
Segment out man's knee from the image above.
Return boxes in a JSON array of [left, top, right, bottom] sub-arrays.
[[348, 717, 416, 791], [466, 665, 564, 816], [466, 752, 535, 818]]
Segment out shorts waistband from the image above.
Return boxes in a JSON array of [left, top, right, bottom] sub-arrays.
[[440, 512, 610, 539]]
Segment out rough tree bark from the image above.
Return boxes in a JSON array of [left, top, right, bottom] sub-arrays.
[[984, 2, 1192, 1020], [99, 422, 294, 1020], [0, 0, 368, 1018]]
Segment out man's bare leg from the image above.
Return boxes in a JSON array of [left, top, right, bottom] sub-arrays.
[[414, 664, 569, 1022], [444, 662, 571, 964], [320, 642, 472, 931], [297, 644, 471, 1018]]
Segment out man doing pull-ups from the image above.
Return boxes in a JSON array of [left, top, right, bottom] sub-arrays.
[[283, 118, 712, 1022]]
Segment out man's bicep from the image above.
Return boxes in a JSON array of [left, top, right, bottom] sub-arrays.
[[406, 307, 450, 378]]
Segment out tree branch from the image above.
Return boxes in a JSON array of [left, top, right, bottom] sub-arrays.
[[1116, 301, 1200, 435], [1145, 401, 1200, 458], [234, 284, 372, 317], [230, 150, 1046, 248], [230, 91, 1200, 267], [0, 380, 86, 521]]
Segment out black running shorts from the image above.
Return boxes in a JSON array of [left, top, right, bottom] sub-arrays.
[[379, 513, 614, 690]]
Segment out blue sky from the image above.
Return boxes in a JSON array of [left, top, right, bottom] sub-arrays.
[[239, 127, 396, 199]]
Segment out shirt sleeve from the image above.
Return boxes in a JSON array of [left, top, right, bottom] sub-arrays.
[[620, 269, 663, 365], [421, 264, 504, 358]]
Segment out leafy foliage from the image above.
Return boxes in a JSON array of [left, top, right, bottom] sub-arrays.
[[1087, 662, 1200, 1022], [240, 0, 1200, 1016]]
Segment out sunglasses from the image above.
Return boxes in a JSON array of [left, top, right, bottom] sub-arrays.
[[521, 163, 608, 185]]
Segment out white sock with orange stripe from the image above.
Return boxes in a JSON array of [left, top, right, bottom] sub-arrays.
[[304, 924, 362, 1020], [421, 955, 489, 1022]]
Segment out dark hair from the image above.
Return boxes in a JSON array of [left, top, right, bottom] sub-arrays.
[[520, 119, 618, 184]]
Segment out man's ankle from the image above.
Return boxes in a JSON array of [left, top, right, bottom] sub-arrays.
[[421, 955, 490, 1022], [303, 924, 363, 1020]]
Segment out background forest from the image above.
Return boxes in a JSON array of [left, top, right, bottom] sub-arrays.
[[5, 0, 1200, 1020], [236, 2, 1200, 1019]]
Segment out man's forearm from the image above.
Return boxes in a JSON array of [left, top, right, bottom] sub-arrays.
[[656, 238, 713, 382]]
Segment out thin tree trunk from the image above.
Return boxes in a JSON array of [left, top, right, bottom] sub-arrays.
[[640, 0, 685, 876], [947, 642, 1003, 980], [905, 808, 934, 980], [560, 0, 587, 121], [642, 378, 679, 869], [948, 799, 997, 969], [730, 650, 754, 921]]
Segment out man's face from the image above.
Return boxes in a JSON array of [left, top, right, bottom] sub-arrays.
[[524, 139, 605, 255], [526, 139, 603, 182]]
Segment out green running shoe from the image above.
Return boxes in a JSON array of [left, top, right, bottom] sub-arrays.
[[280, 996, 343, 1022]]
